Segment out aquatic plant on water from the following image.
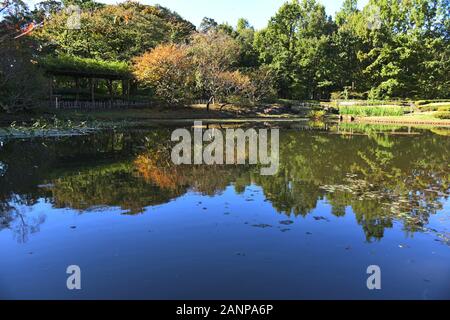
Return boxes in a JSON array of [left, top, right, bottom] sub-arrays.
[[0, 116, 96, 138]]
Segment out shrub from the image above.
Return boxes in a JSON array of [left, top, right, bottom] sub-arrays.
[[308, 110, 326, 120], [419, 105, 438, 111], [245, 66, 277, 103], [438, 106, 450, 112], [418, 103, 450, 112], [339, 106, 404, 117], [416, 99, 450, 106], [434, 112, 450, 119], [330, 92, 342, 100], [215, 70, 252, 104], [41, 54, 131, 77], [1, 38, 48, 112]]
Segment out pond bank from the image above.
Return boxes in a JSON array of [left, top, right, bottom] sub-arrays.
[[1, 104, 300, 125], [2, 105, 450, 132], [355, 116, 450, 126]]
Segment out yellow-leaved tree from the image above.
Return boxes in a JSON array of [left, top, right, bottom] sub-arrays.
[[133, 44, 194, 104]]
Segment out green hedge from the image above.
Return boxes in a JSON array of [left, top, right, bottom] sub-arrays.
[[40, 54, 131, 78], [418, 103, 450, 111], [415, 99, 450, 106], [434, 112, 450, 119], [438, 106, 450, 112]]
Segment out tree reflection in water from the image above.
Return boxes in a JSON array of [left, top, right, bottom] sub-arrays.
[[0, 124, 449, 243]]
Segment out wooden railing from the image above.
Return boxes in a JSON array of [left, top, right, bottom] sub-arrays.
[[51, 99, 155, 109]]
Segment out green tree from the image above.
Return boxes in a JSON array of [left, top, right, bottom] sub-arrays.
[[189, 30, 241, 108], [0, 0, 48, 112], [35, 1, 195, 61], [358, 0, 449, 99], [198, 17, 218, 33], [133, 44, 195, 104], [31, 1, 63, 21], [235, 18, 259, 68], [332, 0, 364, 94], [255, 0, 335, 99]]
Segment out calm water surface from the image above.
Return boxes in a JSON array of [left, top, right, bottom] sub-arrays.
[[0, 122, 449, 299]]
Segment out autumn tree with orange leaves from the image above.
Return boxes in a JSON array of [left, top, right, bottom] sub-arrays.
[[133, 30, 273, 108], [189, 30, 243, 109], [133, 44, 195, 104]]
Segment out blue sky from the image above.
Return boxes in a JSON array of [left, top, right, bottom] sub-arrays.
[[27, 0, 370, 29], [141, 0, 370, 29]]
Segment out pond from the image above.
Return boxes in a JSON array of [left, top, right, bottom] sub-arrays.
[[0, 121, 449, 299]]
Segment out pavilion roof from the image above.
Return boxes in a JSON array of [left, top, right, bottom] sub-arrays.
[[40, 54, 133, 80]]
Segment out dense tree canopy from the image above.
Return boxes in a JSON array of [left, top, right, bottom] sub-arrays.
[[254, 0, 336, 99], [34, 0, 195, 61], [255, 0, 449, 100], [357, 0, 450, 99], [0, 0, 449, 112], [0, 0, 48, 112], [133, 31, 275, 106]]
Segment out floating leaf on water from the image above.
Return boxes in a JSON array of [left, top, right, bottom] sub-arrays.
[[279, 220, 294, 225], [313, 216, 330, 222], [252, 224, 272, 228]]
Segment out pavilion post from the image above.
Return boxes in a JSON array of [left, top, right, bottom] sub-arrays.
[[122, 79, 127, 98], [75, 77, 80, 107], [49, 75, 53, 108], [90, 78, 95, 104], [127, 79, 130, 103], [107, 79, 113, 108]]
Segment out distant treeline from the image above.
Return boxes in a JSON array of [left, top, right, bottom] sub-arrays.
[[0, 0, 449, 112]]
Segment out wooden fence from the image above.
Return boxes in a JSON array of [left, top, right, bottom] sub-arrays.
[[51, 98, 217, 110], [51, 99, 155, 110]]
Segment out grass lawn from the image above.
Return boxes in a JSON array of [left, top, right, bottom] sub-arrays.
[[52, 105, 235, 121], [359, 112, 450, 125]]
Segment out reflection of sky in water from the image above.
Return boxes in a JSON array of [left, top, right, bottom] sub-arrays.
[[1, 185, 449, 299]]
